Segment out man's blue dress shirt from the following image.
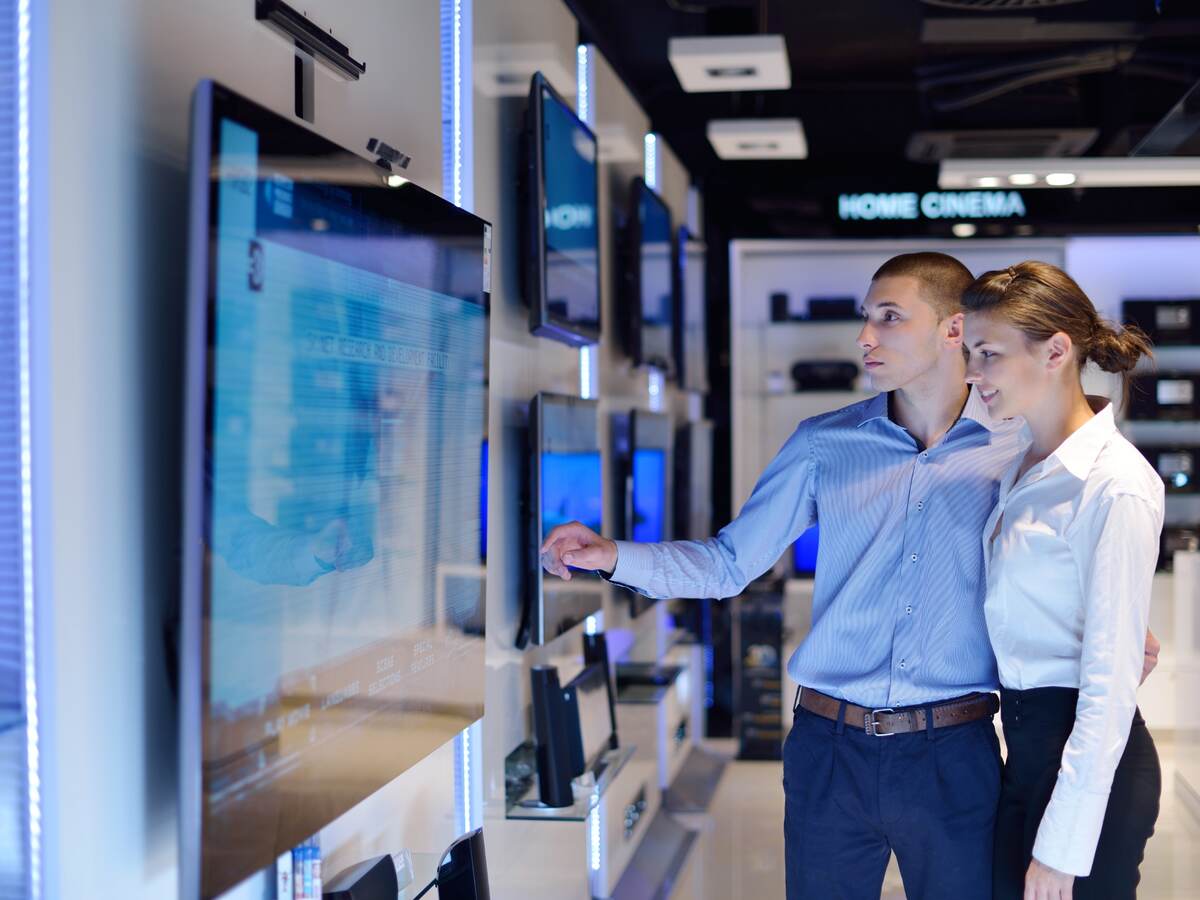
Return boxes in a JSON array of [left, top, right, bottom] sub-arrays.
[[610, 388, 1023, 708]]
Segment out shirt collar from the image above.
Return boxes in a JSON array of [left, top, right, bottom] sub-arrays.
[[856, 386, 1000, 433], [1044, 396, 1116, 481]]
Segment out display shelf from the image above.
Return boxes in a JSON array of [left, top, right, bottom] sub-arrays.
[[503, 742, 636, 821]]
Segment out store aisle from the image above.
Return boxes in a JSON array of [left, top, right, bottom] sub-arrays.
[[667, 735, 1200, 899]]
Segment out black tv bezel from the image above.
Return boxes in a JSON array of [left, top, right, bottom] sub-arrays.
[[181, 80, 491, 900], [672, 227, 709, 394], [524, 72, 601, 348], [620, 177, 675, 376], [519, 392, 603, 647], [674, 419, 714, 542]]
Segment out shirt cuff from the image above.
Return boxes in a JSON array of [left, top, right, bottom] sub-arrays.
[[1031, 781, 1111, 877], [608, 540, 655, 591]]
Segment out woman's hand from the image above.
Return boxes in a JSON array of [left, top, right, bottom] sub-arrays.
[[1024, 858, 1073, 900], [540, 521, 617, 580]]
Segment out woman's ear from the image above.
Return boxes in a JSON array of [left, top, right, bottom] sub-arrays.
[[1044, 331, 1073, 371]]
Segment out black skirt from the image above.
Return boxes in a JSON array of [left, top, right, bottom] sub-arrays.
[[992, 686, 1161, 900]]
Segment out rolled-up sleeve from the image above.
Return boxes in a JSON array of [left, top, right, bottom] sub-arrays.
[[1032, 490, 1163, 876], [608, 418, 818, 600]]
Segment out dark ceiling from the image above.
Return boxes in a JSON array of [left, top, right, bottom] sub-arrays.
[[566, 0, 1200, 235]]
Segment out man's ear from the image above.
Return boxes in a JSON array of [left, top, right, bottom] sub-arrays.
[[1044, 331, 1073, 371], [943, 311, 965, 349]]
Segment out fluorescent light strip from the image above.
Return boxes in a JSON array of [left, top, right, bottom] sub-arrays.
[[941, 157, 1200, 189], [589, 806, 602, 872], [644, 133, 658, 191], [17, 0, 41, 895], [579, 345, 593, 399], [648, 368, 664, 412], [576, 45, 592, 126]]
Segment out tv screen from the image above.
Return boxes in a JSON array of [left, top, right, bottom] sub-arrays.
[[181, 81, 490, 899], [674, 230, 708, 393], [794, 525, 820, 576], [522, 393, 603, 646], [621, 179, 674, 374], [525, 72, 600, 346], [568, 663, 616, 774], [632, 448, 666, 542], [675, 420, 713, 541]]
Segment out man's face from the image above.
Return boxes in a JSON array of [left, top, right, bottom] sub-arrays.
[[856, 276, 951, 393], [963, 311, 1047, 421]]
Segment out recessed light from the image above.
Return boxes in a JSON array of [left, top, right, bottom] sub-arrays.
[[1008, 173, 1038, 186], [669, 35, 791, 93], [974, 176, 1002, 188], [1045, 172, 1077, 186], [707, 119, 807, 159], [386, 174, 409, 188], [952, 223, 977, 238]]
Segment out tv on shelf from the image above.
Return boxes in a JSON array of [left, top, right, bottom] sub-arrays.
[[673, 228, 709, 393], [180, 80, 490, 899], [523, 72, 601, 347]]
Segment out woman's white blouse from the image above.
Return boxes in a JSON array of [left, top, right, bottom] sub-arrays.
[[983, 399, 1164, 878]]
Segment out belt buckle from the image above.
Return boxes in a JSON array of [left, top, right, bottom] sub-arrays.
[[865, 708, 896, 737]]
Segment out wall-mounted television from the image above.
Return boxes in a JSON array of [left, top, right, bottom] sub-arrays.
[[520, 393, 604, 647], [673, 229, 708, 394], [180, 81, 490, 899], [523, 72, 600, 347], [620, 178, 674, 375], [612, 409, 672, 617]]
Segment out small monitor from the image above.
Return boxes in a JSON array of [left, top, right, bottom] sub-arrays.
[[793, 525, 820, 576], [614, 410, 672, 617], [567, 663, 616, 774], [673, 228, 708, 393], [524, 73, 600, 347], [674, 420, 714, 541]]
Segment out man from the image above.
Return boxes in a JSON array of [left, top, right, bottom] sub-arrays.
[[540, 252, 1158, 900]]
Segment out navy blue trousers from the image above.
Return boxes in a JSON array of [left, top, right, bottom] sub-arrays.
[[783, 699, 1001, 900]]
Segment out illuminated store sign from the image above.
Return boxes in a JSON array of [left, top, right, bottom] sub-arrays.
[[546, 202, 595, 231], [838, 191, 1028, 222]]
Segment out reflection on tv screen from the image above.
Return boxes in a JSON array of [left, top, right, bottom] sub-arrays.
[[633, 448, 665, 542], [542, 84, 599, 329]]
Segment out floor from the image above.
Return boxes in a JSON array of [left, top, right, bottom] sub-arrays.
[[666, 734, 1200, 899]]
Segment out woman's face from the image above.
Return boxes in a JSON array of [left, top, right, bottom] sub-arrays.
[[963, 311, 1049, 421]]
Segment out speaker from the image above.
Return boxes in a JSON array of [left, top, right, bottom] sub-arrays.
[[436, 829, 490, 900], [530, 665, 577, 807], [322, 855, 397, 900]]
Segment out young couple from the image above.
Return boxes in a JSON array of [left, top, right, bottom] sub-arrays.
[[539, 252, 1164, 900]]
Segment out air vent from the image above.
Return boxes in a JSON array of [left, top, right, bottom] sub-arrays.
[[907, 128, 1098, 161], [921, 0, 1087, 8]]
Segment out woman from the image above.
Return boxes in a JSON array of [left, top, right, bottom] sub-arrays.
[[962, 260, 1164, 900]]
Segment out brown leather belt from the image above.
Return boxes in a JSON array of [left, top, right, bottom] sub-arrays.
[[796, 687, 999, 737]]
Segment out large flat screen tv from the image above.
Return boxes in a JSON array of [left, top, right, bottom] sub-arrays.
[[523, 72, 600, 347], [620, 178, 674, 375], [673, 229, 708, 394], [520, 393, 604, 647], [181, 81, 490, 899]]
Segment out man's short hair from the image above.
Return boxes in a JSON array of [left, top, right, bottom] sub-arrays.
[[871, 252, 973, 320]]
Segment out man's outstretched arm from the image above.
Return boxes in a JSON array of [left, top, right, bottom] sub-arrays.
[[540, 418, 819, 600]]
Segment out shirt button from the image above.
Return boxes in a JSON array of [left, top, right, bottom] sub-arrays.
[[899, 660, 906, 669], [906, 606, 913, 615], [916, 501, 924, 511], [920, 452, 928, 461], [910, 553, 918, 563]]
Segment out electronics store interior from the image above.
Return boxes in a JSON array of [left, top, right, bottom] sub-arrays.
[[6, 1, 1200, 899]]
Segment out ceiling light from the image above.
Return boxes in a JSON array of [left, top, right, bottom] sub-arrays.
[[974, 176, 1002, 188], [386, 174, 408, 188], [941, 157, 1200, 189], [1045, 172, 1077, 186], [668, 35, 791, 93], [952, 223, 977, 238], [707, 119, 807, 160]]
